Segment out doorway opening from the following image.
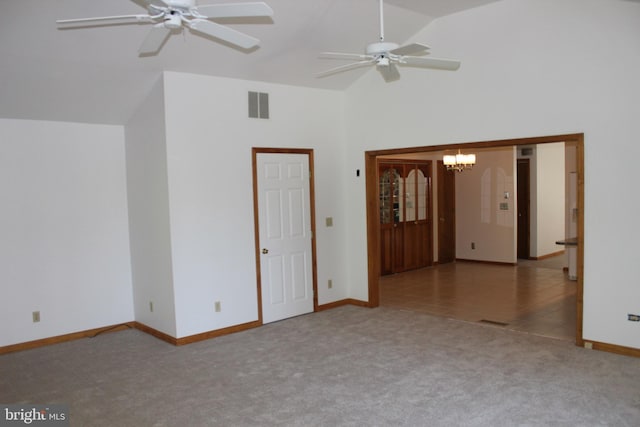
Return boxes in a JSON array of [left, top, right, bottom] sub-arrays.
[[517, 158, 531, 260], [364, 134, 585, 346]]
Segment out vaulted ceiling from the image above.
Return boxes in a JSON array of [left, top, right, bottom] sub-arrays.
[[0, 0, 500, 125]]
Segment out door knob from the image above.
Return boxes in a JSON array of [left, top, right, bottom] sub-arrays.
[[262, 248, 269, 254]]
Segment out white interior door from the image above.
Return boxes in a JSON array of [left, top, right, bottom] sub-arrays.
[[256, 152, 314, 323]]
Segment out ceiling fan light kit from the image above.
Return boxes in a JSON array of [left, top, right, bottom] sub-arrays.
[[317, 0, 461, 82], [56, 0, 274, 54], [164, 13, 183, 30]]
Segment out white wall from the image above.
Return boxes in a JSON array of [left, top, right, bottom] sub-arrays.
[[519, 143, 566, 258], [0, 118, 133, 347], [455, 147, 517, 263], [344, 0, 640, 349], [533, 142, 565, 257], [162, 72, 348, 338], [125, 77, 177, 337]]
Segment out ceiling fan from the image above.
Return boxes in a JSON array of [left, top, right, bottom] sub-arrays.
[[56, 0, 274, 54], [317, 0, 461, 82]]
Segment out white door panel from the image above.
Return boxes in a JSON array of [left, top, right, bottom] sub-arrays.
[[257, 153, 314, 323]]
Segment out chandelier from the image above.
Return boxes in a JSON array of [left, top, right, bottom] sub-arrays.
[[443, 150, 476, 172]]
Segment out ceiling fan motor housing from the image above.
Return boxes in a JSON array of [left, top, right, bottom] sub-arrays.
[[163, 0, 196, 9], [367, 42, 399, 66], [366, 42, 399, 56]]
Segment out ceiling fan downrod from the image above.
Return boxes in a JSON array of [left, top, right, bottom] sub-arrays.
[[378, 0, 385, 42]]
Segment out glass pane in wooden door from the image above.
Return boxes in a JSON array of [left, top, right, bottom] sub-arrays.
[[416, 168, 428, 221], [380, 169, 392, 224], [394, 172, 403, 224], [406, 169, 416, 222]]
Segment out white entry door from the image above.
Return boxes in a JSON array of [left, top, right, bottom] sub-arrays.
[[256, 152, 314, 323]]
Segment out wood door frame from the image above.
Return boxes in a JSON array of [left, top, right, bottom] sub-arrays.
[[437, 160, 456, 264], [364, 133, 585, 346], [251, 147, 319, 324]]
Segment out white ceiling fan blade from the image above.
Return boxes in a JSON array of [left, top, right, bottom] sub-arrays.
[[390, 43, 430, 56], [57, 15, 154, 27], [319, 52, 372, 61], [401, 56, 461, 71], [187, 19, 259, 49], [138, 23, 171, 54], [196, 2, 274, 18], [378, 63, 401, 82], [316, 60, 376, 78]]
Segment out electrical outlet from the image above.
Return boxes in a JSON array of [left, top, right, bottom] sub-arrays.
[[471, 242, 476, 250], [326, 217, 333, 227], [215, 301, 221, 312], [628, 314, 640, 322], [149, 301, 154, 313], [328, 279, 333, 289], [32, 311, 40, 323]]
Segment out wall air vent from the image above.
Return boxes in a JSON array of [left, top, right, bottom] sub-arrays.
[[521, 147, 533, 156], [248, 91, 269, 119]]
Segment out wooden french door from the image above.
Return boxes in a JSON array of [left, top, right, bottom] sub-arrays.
[[379, 161, 433, 275]]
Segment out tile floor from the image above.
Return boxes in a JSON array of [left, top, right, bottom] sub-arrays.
[[379, 256, 576, 341]]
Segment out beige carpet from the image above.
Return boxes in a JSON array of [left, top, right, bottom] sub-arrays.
[[2, 306, 640, 426]]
